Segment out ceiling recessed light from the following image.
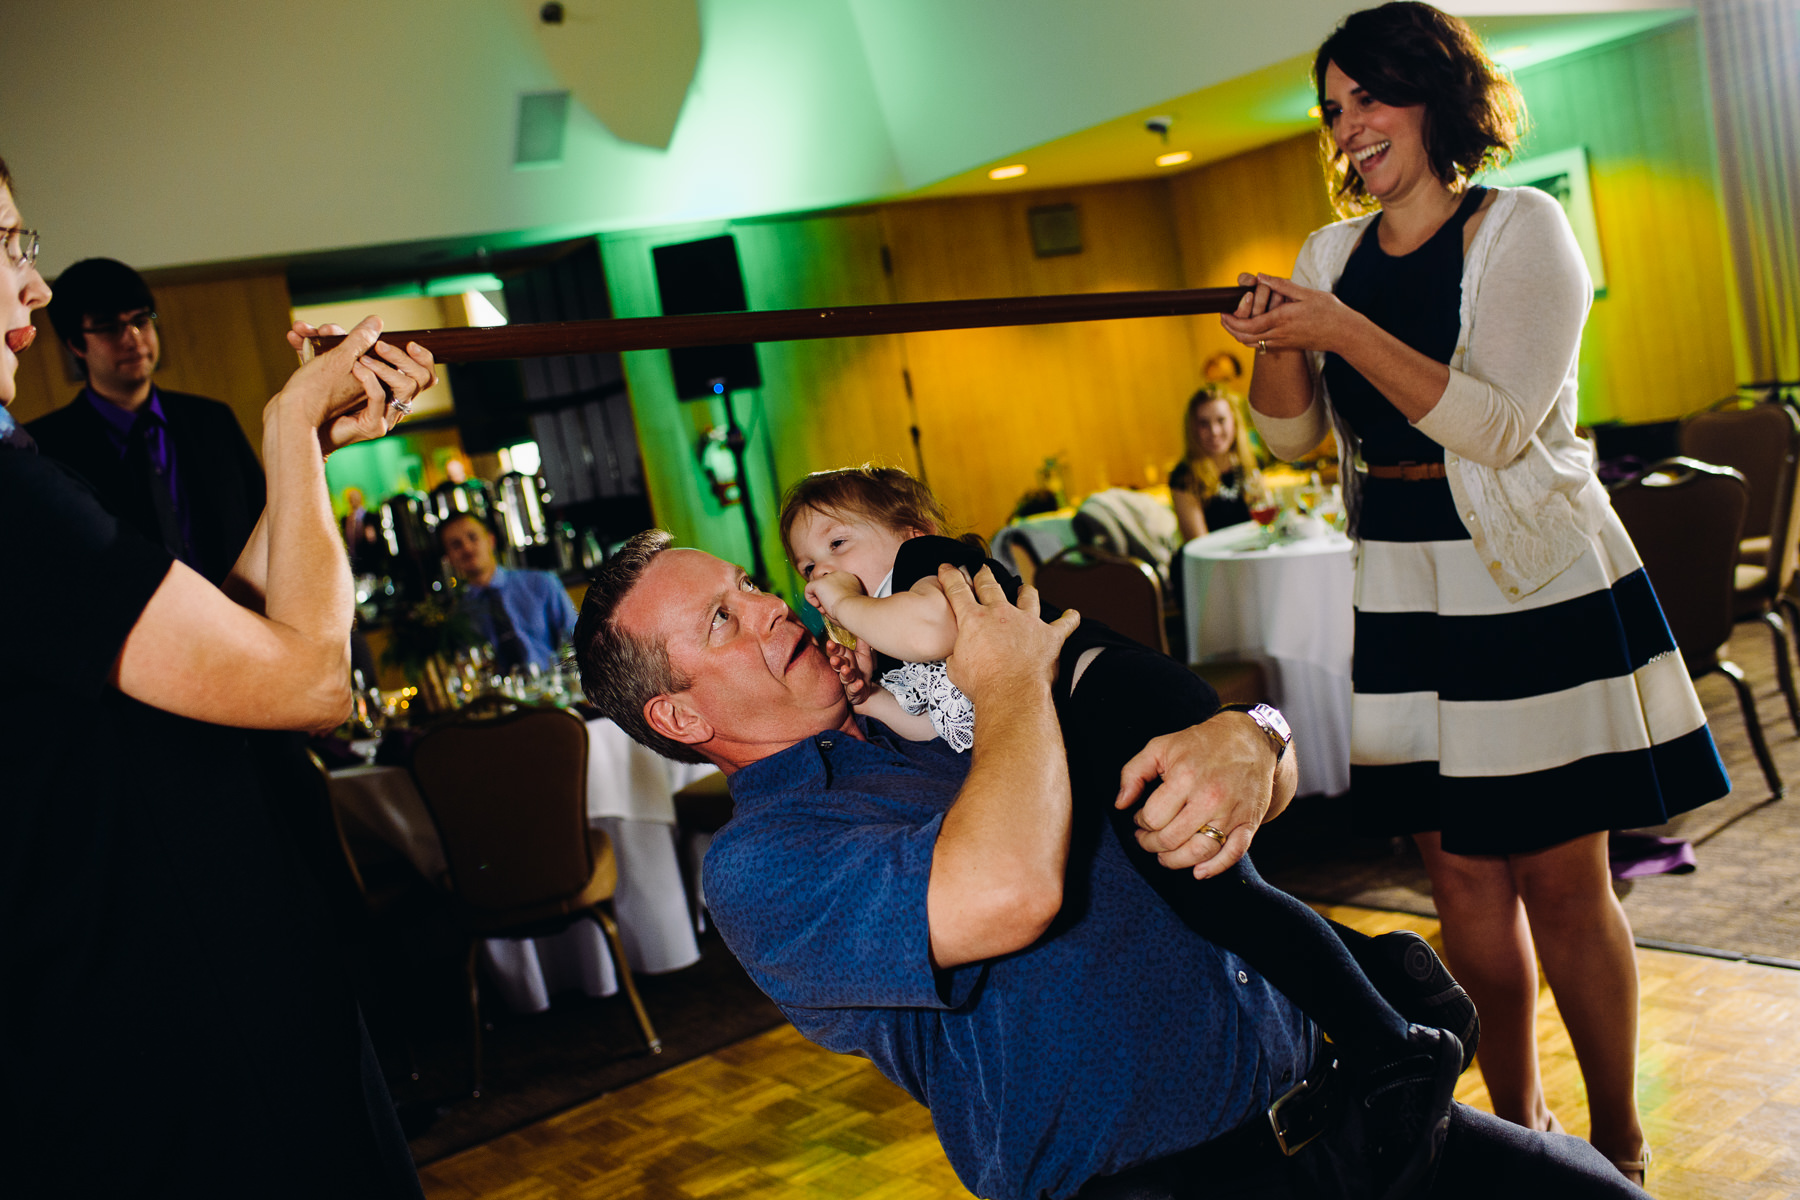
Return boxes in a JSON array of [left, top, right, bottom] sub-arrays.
[[1308, 104, 1323, 120], [988, 164, 1027, 180], [1156, 150, 1192, 167]]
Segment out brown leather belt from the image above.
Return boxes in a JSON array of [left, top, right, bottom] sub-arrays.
[[1365, 462, 1448, 481]]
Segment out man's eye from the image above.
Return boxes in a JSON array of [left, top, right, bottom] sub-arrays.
[[711, 607, 729, 629], [740, 577, 759, 592]]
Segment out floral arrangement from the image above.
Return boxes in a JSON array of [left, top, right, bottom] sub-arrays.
[[381, 596, 480, 679]]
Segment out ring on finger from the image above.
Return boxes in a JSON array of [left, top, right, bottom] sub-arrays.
[[389, 398, 414, 416], [1199, 823, 1228, 845], [1256, 340, 1268, 355]]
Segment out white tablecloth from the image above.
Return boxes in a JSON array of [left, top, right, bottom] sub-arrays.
[[1181, 523, 1355, 797], [329, 717, 722, 1014]]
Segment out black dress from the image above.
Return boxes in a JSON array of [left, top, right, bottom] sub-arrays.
[[0, 444, 422, 1198], [1323, 189, 1728, 851], [1168, 460, 1252, 531]]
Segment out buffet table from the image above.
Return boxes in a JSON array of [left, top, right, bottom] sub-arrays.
[[329, 716, 720, 1014], [1180, 522, 1355, 797]]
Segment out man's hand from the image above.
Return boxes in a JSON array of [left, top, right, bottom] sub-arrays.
[[940, 565, 1079, 706], [1115, 711, 1296, 879]]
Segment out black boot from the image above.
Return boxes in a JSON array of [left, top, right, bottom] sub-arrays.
[[1368, 930, 1480, 1073], [1335, 1024, 1462, 1200]]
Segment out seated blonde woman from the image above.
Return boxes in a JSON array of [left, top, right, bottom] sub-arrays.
[[1169, 383, 1260, 540]]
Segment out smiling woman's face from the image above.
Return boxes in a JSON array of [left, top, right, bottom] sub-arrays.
[[1, 184, 53, 408], [1321, 61, 1434, 203]]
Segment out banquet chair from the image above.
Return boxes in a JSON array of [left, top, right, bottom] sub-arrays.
[[672, 771, 734, 933], [411, 705, 661, 1096], [1033, 545, 1269, 706], [1678, 401, 1800, 735], [1610, 457, 1782, 798]]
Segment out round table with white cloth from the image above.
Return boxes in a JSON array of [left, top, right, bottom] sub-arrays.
[[1180, 522, 1355, 797], [328, 715, 721, 1015]]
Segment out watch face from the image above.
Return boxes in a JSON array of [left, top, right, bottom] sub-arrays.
[[1251, 703, 1291, 743]]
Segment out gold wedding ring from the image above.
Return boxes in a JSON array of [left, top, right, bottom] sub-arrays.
[[1199, 823, 1228, 845], [1256, 339, 1268, 355]]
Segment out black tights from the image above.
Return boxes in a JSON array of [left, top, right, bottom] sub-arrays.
[[1057, 641, 1410, 1055]]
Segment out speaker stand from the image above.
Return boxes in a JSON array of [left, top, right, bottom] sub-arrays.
[[716, 380, 769, 588]]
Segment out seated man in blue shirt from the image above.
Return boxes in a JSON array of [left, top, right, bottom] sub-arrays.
[[572, 530, 1643, 1200], [440, 512, 576, 671]]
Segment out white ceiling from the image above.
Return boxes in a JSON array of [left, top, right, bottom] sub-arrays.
[[0, 0, 1691, 279]]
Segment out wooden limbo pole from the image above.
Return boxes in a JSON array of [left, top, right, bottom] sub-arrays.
[[305, 285, 1251, 361]]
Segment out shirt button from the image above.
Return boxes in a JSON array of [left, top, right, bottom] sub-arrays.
[[1466, 512, 1477, 521], [1489, 561, 1502, 571], [1508, 587, 1519, 595], [1237, 970, 1249, 985], [819, 737, 834, 750]]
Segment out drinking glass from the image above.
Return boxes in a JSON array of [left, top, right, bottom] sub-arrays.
[[1246, 473, 1280, 544]]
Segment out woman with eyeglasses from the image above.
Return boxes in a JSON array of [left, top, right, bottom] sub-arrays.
[[1220, 2, 1724, 1184], [2, 155, 438, 1196]]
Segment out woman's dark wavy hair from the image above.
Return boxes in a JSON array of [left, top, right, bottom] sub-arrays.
[[1313, 2, 1524, 216]]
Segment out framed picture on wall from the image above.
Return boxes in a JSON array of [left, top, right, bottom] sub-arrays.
[[1480, 146, 1606, 296]]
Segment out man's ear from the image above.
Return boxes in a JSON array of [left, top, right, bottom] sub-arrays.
[[645, 693, 713, 748]]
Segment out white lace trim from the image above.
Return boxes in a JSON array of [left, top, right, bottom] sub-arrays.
[[880, 659, 974, 753]]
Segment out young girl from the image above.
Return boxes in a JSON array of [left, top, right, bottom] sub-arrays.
[[780, 466, 1478, 1177]]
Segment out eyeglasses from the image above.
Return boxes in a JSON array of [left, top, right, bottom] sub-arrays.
[[81, 311, 159, 340], [1, 226, 40, 270]]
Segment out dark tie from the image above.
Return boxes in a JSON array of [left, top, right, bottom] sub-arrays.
[[125, 411, 184, 558], [484, 589, 529, 672]]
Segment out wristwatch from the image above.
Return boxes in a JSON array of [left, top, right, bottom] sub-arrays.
[[1219, 702, 1291, 766]]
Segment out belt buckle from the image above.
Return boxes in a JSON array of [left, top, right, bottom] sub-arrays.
[[1266, 1066, 1332, 1156]]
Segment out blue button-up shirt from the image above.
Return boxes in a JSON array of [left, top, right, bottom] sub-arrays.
[[707, 723, 1315, 1200], [455, 565, 578, 671]]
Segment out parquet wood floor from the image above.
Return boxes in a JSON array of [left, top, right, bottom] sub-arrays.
[[420, 906, 1800, 1200]]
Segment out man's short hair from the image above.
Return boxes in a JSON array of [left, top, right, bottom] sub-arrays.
[[47, 258, 156, 350], [573, 529, 706, 764], [436, 510, 496, 549]]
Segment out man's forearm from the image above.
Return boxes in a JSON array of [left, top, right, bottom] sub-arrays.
[[927, 679, 1071, 968]]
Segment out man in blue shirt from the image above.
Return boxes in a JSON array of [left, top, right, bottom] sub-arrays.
[[573, 531, 1643, 1200], [440, 511, 576, 671]]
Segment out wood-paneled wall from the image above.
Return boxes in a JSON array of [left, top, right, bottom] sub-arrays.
[[604, 181, 1215, 582], [1509, 19, 1737, 423], [6, 270, 297, 454]]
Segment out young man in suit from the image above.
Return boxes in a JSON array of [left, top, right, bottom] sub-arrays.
[[29, 258, 265, 584]]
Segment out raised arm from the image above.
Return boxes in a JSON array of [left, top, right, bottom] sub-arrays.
[[807, 570, 959, 663], [926, 566, 1080, 969], [111, 319, 436, 731]]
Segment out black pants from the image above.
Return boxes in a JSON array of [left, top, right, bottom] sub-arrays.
[[1055, 634, 1407, 1053], [1081, 1102, 1645, 1199]]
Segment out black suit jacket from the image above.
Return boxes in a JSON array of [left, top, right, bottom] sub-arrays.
[[28, 389, 266, 585]]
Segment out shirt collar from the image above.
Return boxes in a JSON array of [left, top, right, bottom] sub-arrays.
[[85, 386, 164, 437]]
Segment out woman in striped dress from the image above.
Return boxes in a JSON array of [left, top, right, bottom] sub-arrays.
[[1219, 2, 1728, 1184]]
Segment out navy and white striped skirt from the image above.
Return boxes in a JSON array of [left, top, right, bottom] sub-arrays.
[[1349, 475, 1729, 855]]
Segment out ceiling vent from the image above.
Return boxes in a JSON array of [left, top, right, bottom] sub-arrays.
[[515, 90, 571, 168]]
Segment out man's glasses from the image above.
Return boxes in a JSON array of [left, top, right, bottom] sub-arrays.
[[1, 226, 40, 270], [82, 311, 159, 340]]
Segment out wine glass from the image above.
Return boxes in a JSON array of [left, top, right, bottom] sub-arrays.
[[1246, 473, 1280, 544]]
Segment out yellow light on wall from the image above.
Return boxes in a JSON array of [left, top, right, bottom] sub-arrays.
[[1155, 150, 1192, 167], [988, 164, 1027, 180]]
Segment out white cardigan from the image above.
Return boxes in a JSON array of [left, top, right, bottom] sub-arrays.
[[1254, 186, 1604, 602]]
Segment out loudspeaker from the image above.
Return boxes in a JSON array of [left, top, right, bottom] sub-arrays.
[[652, 234, 762, 399]]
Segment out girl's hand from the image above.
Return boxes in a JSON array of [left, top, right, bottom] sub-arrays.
[[804, 570, 867, 620], [1219, 272, 1359, 356], [826, 637, 878, 704]]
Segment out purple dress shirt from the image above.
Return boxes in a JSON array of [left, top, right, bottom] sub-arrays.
[[85, 387, 197, 570]]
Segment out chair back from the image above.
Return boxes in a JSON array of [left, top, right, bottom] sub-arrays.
[[1609, 457, 1748, 670], [1034, 545, 1168, 654], [410, 706, 594, 914], [1679, 402, 1800, 595]]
